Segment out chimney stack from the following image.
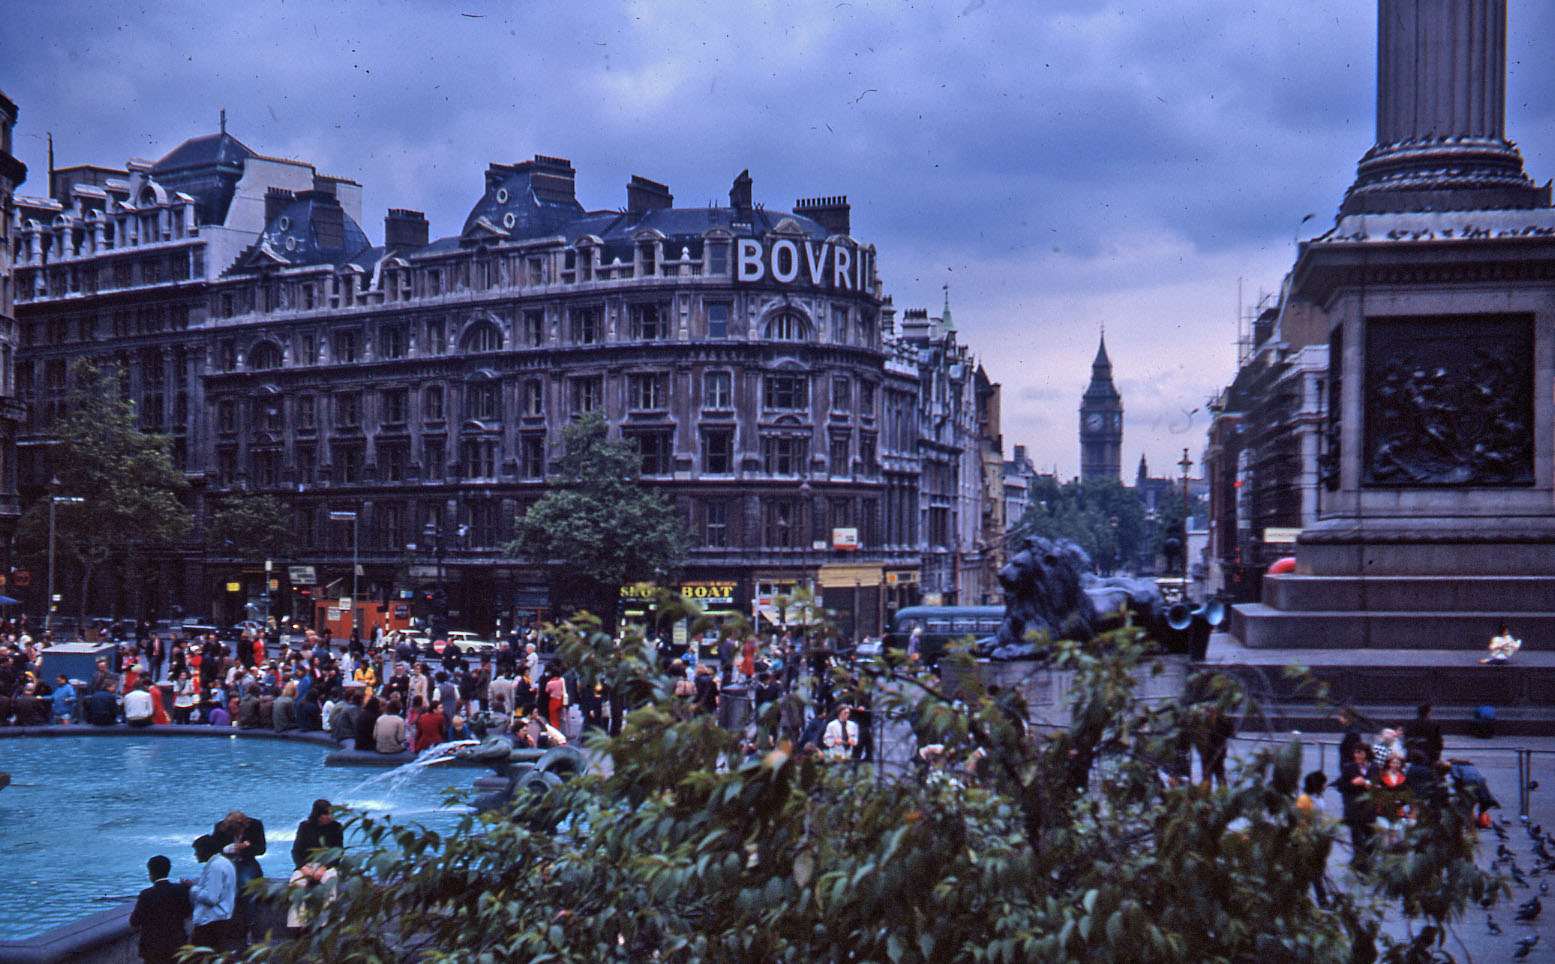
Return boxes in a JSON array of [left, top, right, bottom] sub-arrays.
[[627, 175, 673, 217], [794, 195, 850, 235], [729, 169, 753, 214], [385, 208, 429, 249], [264, 187, 293, 224], [526, 154, 577, 206]]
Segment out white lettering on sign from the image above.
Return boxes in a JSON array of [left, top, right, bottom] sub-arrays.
[[737, 238, 765, 282], [771, 239, 800, 283], [804, 241, 827, 282], [731, 238, 864, 290], [832, 245, 853, 289]]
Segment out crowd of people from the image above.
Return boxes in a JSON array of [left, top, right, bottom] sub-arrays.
[[0, 618, 894, 765], [1320, 704, 1498, 871], [128, 798, 345, 961]]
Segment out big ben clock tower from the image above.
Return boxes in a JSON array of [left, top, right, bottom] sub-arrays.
[[1079, 334, 1123, 482]]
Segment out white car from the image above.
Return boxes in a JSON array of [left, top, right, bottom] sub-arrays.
[[444, 630, 495, 655]]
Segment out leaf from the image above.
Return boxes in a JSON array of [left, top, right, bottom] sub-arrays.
[[793, 848, 815, 889]]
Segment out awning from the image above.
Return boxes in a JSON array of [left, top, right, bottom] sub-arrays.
[[0, 595, 20, 606]]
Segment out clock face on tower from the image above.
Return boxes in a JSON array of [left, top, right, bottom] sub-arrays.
[[1085, 413, 1104, 431]]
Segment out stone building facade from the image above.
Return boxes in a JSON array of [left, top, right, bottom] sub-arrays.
[[9, 132, 970, 635], [0, 92, 24, 554]]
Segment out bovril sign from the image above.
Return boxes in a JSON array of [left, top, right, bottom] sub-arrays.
[[736, 238, 870, 289]]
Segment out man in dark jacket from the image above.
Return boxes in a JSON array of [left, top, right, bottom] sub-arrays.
[[84, 684, 119, 725], [1403, 703, 1444, 764], [129, 854, 191, 964], [1338, 743, 1377, 870]]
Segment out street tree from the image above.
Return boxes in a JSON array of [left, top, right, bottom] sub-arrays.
[[206, 493, 293, 561], [250, 618, 1494, 964], [506, 413, 688, 624], [1015, 476, 1146, 574], [16, 360, 190, 625]]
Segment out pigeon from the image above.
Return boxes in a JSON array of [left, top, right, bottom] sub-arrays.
[[1532, 821, 1543, 837], [1500, 844, 1516, 859], [1487, 914, 1503, 935], [1514, 935, 1540, 959], [1482, 893, 1499, 909], [1495, 824, 1511, 840], [1515, 896, 1542, 921], [1542, 881, 1550, 895]]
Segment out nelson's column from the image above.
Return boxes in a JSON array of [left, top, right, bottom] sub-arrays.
[[1232, 0, 1555, 651]]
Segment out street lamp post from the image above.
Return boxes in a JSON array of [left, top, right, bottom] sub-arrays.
[[423, 520, 446, 636], [45, 477, 84, 638], [1178, 448, 1193, 602], [329, 511, 360, 636]]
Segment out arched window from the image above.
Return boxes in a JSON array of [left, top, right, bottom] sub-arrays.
[[461, 321, 503, 353], [763, 311, 811, 342], [249, 340, 284, 370]]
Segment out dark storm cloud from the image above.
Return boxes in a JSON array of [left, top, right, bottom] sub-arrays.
[[4, 0, 1554, 477]]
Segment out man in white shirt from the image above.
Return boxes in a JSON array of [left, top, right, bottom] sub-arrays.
[[124, 680, 155, 727], [823, 705, 858, 761], [185, 834, 237, 950]]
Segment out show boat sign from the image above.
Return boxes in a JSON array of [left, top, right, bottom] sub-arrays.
[[735, 238, 869, 289]]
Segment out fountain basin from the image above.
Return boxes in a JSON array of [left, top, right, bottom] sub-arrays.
[[0, 731, 468, 941]]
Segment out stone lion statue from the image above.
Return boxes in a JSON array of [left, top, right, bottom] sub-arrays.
[[987, 535, 1165, 660]]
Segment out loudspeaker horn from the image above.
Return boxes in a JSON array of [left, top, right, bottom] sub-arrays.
[[1166, 602, 1193, 631], [1197, 598, 1226, 628]]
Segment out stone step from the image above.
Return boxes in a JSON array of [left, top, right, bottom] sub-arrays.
[[1263, 573, 1555, 613], [1198, 636, 1555, 727], [1229, 604, 1555, 649]]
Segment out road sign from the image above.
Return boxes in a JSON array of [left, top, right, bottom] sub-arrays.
[[11, 570, 30, 588]]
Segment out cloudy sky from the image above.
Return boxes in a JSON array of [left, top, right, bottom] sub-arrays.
[[5, 1, 1554, 480]]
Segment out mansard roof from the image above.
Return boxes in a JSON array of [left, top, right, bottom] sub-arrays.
[[152, 131, 255, 175], [234, 189, 371, 271]]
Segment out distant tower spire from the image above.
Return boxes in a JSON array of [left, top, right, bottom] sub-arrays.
[[220, 109, 226, 135], [1080, 332, 1124, 482], [940, 283, 954, 332]]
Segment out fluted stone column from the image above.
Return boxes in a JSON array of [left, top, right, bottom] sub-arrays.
[[1342, 0, 1546, 214]]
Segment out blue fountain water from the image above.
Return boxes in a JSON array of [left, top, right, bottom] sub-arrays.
[[0, 735, 473, 939]]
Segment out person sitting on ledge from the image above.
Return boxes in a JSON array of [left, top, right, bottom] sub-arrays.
[[236, 684, 263, 729], [13, 682, 48, 726], [1482, 623, 1521, 664], [374, 695, 408, 754], [124, 679, 155, 727], [84, 682, 119, 726]]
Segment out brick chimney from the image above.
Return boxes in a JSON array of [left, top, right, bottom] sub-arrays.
[[794, 195, 850, 235], [384, 208, 429, 249], [729, 169, 753, 214], [525, 154, 577, 206], [627, 175, 673, 217], [264, 187, 294, 224]]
